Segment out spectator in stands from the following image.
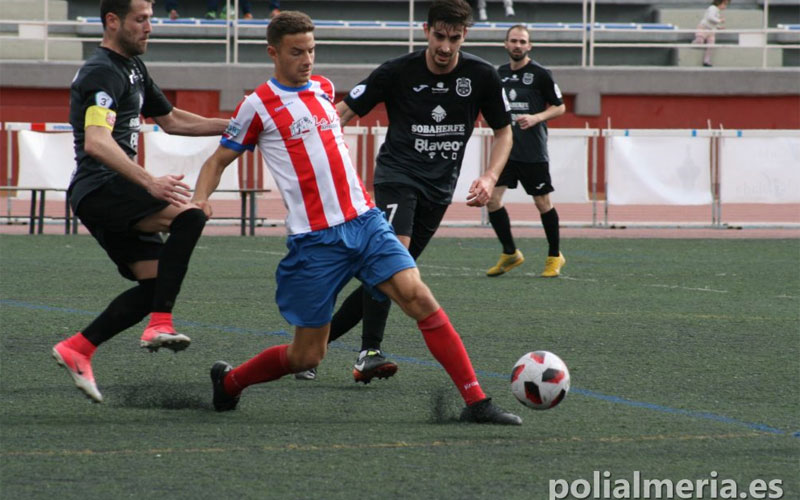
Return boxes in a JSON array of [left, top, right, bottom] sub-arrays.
[[485, 24, 567, 279], [52, 0, 228, 403], [163, 0, 280, 20], [473, 0, 515, 21], [693, 0, 729, 67], [206, 0, 281, 20]]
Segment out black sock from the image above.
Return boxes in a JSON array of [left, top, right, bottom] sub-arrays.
[[488, 207, 516, 254], [541, 207, 560, 257], [152, 208, 206, 313], [329, 286, 364, 343], [360, 293, 391, 351], [82, 279, 156, 346]]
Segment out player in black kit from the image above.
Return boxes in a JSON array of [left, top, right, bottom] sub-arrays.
[[51, 0, 228, 402], [294, 0, 512, 383], [486, 24, 566, 278]]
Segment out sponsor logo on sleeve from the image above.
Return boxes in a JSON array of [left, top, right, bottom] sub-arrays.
[[554, 83, 563, 99], [95, 91, 113, 108], [224, 120, 242, 138], [349, 84, 366, 99]]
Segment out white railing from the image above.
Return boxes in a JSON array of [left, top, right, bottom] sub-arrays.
[[3, 122, 798, 230], [1, 0, 796, 68]]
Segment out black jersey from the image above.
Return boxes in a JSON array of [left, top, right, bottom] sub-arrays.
[[344, 50, 510, 204], [68, 47, 172, 210], [498, 59, 563, 163]]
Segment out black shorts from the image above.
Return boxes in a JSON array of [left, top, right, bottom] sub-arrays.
[[497, 160, 555, 197], [75, 176, 169, 281], [373, 183, 448, 260]]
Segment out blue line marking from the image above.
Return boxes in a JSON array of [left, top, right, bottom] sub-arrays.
[[3, 298, 795, 438]]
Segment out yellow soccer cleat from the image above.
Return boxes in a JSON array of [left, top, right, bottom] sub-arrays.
[[541, 252, 566, 277], [486, 249, 525, 277]]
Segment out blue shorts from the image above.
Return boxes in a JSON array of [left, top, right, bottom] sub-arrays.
[[275, 208, 416, 327]]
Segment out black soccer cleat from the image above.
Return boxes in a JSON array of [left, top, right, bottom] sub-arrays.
[[459, 397, 523, 425], [210, 361, 240, 412], [353, 349, 398, 384]]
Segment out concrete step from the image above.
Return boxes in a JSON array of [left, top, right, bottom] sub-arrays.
[[659, 8, 766, 30], [676, 45, 781, 68], [0, 38, 83, 60], [0, 0, 69, 21]]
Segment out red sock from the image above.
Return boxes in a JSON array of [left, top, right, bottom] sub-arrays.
[[146, 312, 173, 331], [225, 344, 290, 395], [418, 308, 486, 406], [65, 332, 97, 358]]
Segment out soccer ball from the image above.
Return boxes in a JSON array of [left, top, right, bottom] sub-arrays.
[[510, 351, 571, 410]]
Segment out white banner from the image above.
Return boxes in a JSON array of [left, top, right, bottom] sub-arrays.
[[17, 131, 74, 199], [606, 136, 712, 205], [499, 136, 589, 203], [720, 137, 800, 203], [374, 130, 589, 204], [144, 133, 240, 199]]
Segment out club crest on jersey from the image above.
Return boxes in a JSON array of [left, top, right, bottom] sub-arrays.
[[455, 78, 472, 97], [523, 73, 534, 85], [431, 105, 447, 123]]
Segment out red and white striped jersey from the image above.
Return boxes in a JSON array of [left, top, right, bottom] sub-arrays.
[[221, 75, 373, 235]]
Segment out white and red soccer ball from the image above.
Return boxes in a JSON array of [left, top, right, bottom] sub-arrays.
[[510, 351, 571, 410]]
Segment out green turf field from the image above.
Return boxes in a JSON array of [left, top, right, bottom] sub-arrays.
[[1, 234, 798, 499]]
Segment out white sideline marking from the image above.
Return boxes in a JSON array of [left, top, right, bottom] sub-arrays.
[[239, 249, 286, 256], [646, 284, 728, 293]]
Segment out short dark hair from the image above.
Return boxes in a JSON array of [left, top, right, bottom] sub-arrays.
[[267, 11, 315, 47], [100, 0, 153, 29], [427, 0, 473, 29], [505, 24, 530, 41]]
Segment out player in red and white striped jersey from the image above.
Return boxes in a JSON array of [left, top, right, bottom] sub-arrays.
[[219, 74, 373, 234], [192, 10, 521, 425]]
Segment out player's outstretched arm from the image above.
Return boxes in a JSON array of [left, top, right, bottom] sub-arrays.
[[335, 100, 359, 127], [192, 145, 243, 218], [467, 125, 512, 207], [153, 108, 228, 136], [84, 125, 190, 207]]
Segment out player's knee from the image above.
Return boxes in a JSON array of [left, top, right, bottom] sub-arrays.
[[486, 199, 503, 212], [288, 346, 326, 371], [398, 282, 438, 320], [534, 197, 552, 213], [170, 207, 206, 234]]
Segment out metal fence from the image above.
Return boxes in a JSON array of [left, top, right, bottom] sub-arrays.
[[2, 0, 797, 67]]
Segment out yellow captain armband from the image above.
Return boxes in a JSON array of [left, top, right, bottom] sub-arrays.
[[85, 105, 117, 131]]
